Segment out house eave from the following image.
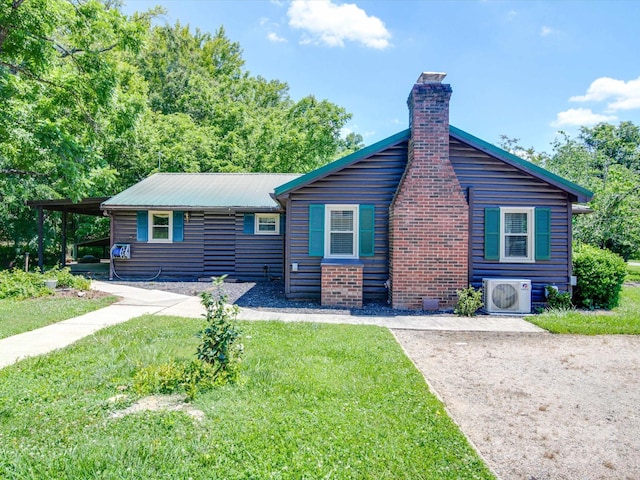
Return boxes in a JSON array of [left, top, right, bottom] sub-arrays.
[[274, 129, 411, 199], [449, 125, 594, 203]]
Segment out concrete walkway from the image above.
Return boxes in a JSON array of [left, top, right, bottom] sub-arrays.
[[0, 281, 544, 369]]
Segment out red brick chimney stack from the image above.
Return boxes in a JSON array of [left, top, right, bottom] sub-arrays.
[[388, 72, 469, 310]]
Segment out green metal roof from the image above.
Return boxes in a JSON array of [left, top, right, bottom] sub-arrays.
[[274, 129, 411, 197], [102, 173, 301, 210], [274, 126, 593, 203]]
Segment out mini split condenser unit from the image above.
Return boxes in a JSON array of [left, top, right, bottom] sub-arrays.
[[483, 278, 531, 314]]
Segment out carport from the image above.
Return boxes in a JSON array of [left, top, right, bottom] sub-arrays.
[[27, 197, 109, 271]]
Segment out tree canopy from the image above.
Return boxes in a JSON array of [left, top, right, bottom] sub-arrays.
[[0, 1, 353, 261], [502, 122, 640, 260]]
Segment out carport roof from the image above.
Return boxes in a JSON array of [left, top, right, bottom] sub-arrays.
[[101, 173, 301, 210]]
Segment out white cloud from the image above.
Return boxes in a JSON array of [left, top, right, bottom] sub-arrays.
[[267, 32, 287, 43], [551, 108, 617, 128], [287, 0, 391, 49], [569, 76, 640, 112], [540, 25, 553, 36]]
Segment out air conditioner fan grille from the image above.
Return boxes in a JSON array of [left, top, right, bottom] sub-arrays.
[[491, 283, 518, 309]]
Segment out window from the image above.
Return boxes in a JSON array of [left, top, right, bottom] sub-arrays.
[[485, 207, 551, 262], [149, 211, 173, 242], [500, 207, 534, 262], [308, 204, 374, 258], [255, 213, 280, 235], [325, 205, 358, 258]]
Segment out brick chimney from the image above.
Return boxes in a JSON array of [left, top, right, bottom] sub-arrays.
[[388, 72, 469, 310]]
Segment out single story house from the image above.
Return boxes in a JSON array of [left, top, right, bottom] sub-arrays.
[[102, 72, 593, 312]]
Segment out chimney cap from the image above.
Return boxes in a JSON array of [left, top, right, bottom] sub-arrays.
[[417, 72, 447, 84]]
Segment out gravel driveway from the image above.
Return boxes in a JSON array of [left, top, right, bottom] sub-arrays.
[[393, 331, 640, 480]]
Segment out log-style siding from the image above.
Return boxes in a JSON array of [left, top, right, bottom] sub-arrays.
[[110, 210, 285, 281], [285, 142, 409, 300], [234, 213, 285, 281], [203, 213, 235, 277], [449, 138, 572, 303], [111, 211, 205, 280]]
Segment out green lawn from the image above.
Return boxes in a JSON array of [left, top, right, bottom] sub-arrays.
[[627, 262, 640, 282], [0, 316, 494, 479], [528, 286, 640, 334], [0, 296, 117, 339]]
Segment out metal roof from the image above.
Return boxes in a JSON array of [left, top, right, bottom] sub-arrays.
[[102, 173, 301, 210]]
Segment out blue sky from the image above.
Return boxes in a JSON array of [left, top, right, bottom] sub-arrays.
[[122, 0, 640, 154]]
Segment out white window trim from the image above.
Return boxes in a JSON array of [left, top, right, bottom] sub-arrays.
[[500, 207, 534, 263], [255, 213, 280, 235], [148, 210, 173, 243], [324, 204, 359, 259]]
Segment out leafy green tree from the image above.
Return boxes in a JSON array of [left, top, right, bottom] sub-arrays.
[[548, 122, 640, 260], [0, 0, 149, 251]]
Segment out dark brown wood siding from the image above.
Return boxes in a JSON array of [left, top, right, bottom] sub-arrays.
[[203, 213, 235, 277], [449, 137, 573, 303], [111, 211, 204, 280], [286, 141, 408, 301], [234, 213, 285, 281], [111, 210, 285, 282]]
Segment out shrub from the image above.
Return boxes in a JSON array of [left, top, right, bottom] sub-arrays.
[[47, 266, 91, 290], [0, 269, 52, 299], [544, 285, 573, 310], [197, 276, 243, 379], [0, 267, 90, 300], [572, 243, 627, 309], [454, 285, 484, 316], [133, 359, 220, 401]]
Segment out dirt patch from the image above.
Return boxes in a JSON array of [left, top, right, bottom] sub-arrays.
[[109, 394, 204, 421], [393, 331, 640, 480], [52, 288, 112, 300]]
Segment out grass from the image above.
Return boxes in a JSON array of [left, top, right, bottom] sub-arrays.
[[0, 295, 117, 339], [627, 262, 640, 282], [0, 316, 494, 479], [528, 286, 640, 334]]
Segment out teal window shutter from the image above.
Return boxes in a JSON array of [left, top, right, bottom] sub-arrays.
[[244, 213, 255, 234], [535, 208, 551, 260], [136, 211, 148, 241], [359, 204, 375, 257], [173, 211, 184, 242], [308, 204, 324, 256], [484, 208, 500, 260]]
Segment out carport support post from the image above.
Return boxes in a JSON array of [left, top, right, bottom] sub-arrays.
[[37, 206, 44, 272], [60, 210, 68, 268]]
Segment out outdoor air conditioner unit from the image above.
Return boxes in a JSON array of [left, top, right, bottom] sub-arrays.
[[483, 278, 531, 314]]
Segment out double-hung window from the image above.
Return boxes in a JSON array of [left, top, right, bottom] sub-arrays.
[[500, 207, 535, 262], [149, 211, 173, 243], [326, 205, 358, 258], [255, 213, 280, 235]]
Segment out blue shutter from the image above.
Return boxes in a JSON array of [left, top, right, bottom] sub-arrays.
[[535, 208, 551, 260], [280, 214, 285, 235], [173, 211, 184, 242], [484, 208, 500, 260], [359, 204, 375, 257], [136, 211, 148, 242], [308, 204, 324, 256], [244, 213, 255, 234]]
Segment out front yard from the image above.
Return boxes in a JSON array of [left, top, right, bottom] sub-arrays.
[[0, 295, 117, 339], [0, 316, 493, 479], [528, 286, 640, 334]]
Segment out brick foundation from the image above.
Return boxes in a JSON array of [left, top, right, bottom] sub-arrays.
[[389, 73, 469, 310], [321, 261, 363, 308]]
